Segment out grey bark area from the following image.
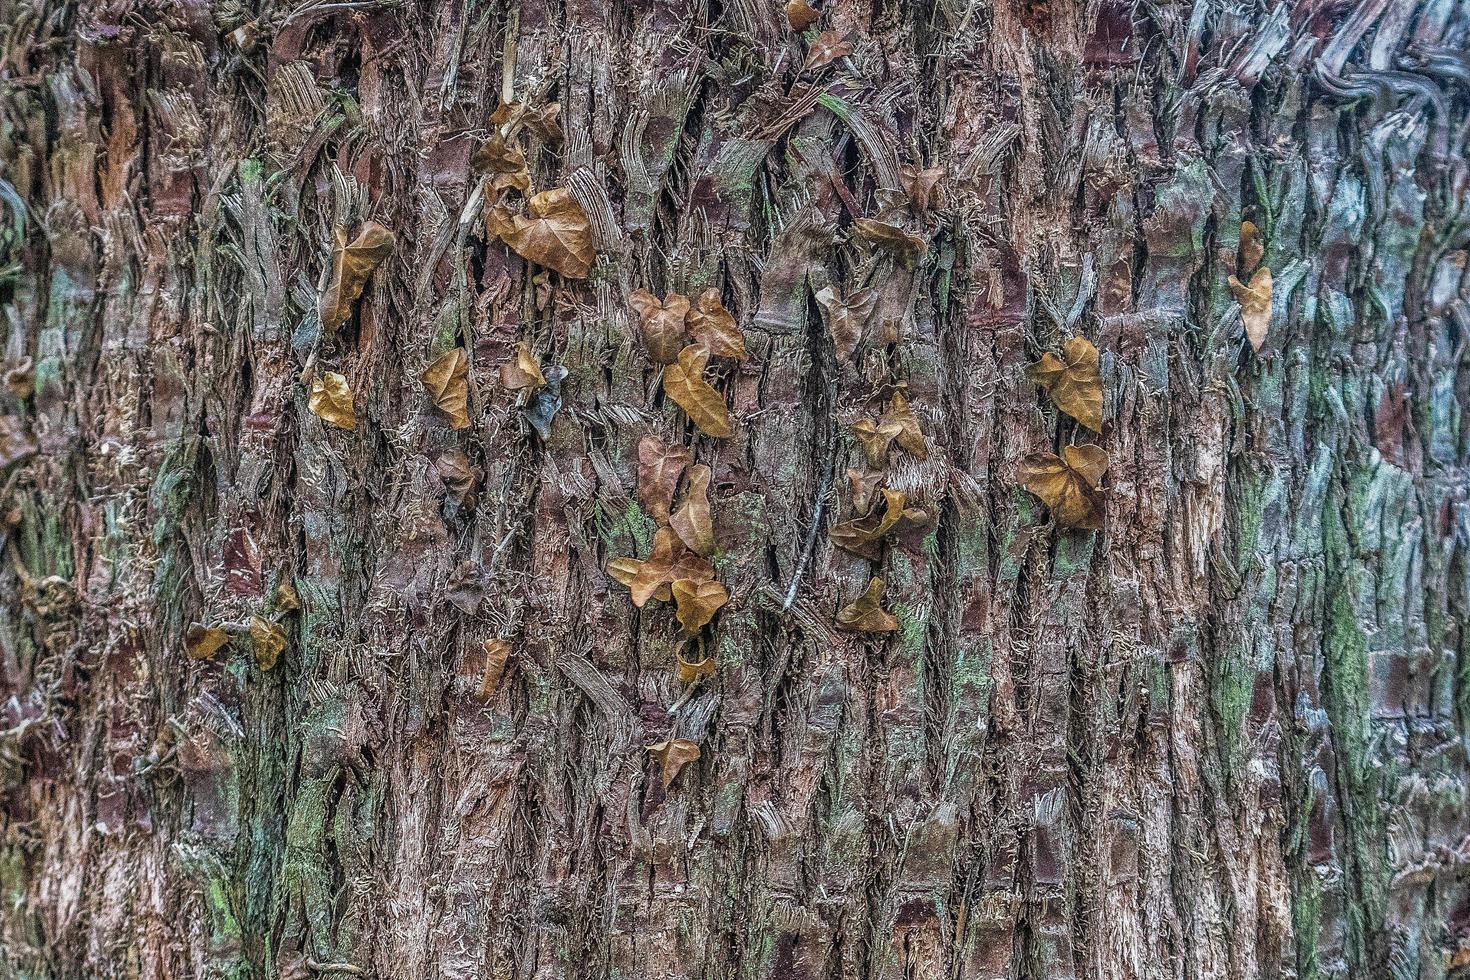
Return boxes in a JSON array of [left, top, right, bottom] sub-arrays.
[[2, 0, 1469, 977]]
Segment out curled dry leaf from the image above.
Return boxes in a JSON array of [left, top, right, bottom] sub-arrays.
[[851, 417, 902, 468], [499, 342, 546, 391], [676, 653, 717, 684], [663, 345, 732, 438], [847, 467, 881, 514], [638, 434, 692, 523], [4, 357, 33, 399], [815, 284, 876, 361], [523, 365, 566, 440], [0, 415, 38, 470], [687, 288, 746, 360], [501, 188, 594, 278], [492, 101, 562, 143], [786, 0, 820, 30], [618, 526, 717, 607], [273, 580, 300, 612], [479, 639, 511, 698], [434, 449, 481, 507], [629, 289, 690, 364], [647, 737, 701, 788], [1239, 219, 1264, 273], [1016, 444, 1108, 529], [836, 577, 899, 633], [805, 29, 853, 69], [320, 221, 394, 330], [309, 372, 357, 430], [421, 348, 472, 429], [829, 488, 928, 560], [607, 556, 671, 603], [670, 464, 716, 555], [1025, 336, 1103, 431], [471, 133, 528, 180], [672, 578, 728, 633], [1228, 265, 1272, 353], [853, 218, 926, 259], [900, 164, 946, 212], [249, 615, 287, 670], [883, 392, 927, 459], [186, 624, 229, 661]]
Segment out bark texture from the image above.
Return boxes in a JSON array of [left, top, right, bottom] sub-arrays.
[[2, 1, 1469, 978]]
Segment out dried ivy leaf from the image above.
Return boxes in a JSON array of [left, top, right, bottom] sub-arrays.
[[1239, 219, 1264, 273], [492, 101, 562, 143], [186, 624, 230, 661], [883, 392, 927, 459], [1228, 265, 1272, 353], [1016, 444, 1108, 529], [638, 434, 692, 524], [663, 345, 732, 438], [847, 467, 880, 515], [4, 357, 33, 399], [479, 639, 511, 698], [900, 164, 946, 212], [836, 577, 899, 633], [485, 198, 519, 241], [829, 488, 928, 559], [629, 526, 686, 607], [421, 348, 472, 429], [249, 615, 287, 670], [629, 289, 690, 364], [676, 653, 716, 685], [805, 29, 853, 69], [851, 417, 902, 468], [320, 221, 394, 329], [471, 133, 528, 180], [853, 218, 926, 258], [647, 737, 701, 788], [1025, 336, 1103, 432], [786, 0, 820, 29], [309, 372, 357, 430], [686, 288, 746, 360], [274, 580, 300, 612], [0, 415, 38, 470], [499, 342, 546, 391], [434, 449, 481, 508], [670, 464, 716, 555], [501, 188, 594, 278], [608, 556, 672, 603], [815, 285, 876, 361], [672, 578, 728, 633]]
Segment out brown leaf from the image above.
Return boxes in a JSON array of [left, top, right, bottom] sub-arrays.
[[421, 348, 472, 429], [900, 164, 945, 212], [647, 737, 701, 788], [4, 357, 33, 399], [628, 527, 693, 607], [829, 488, 927, 560], [851, 417, 902, 468], [479, 639, 511, 698], [274, 580, 301, 612], [1239, 219, 1264, 274], [629, 289, 690, 364], [608, 556, 672, 604], [847, 467, 880, 514], [883, 392, 927, 459], [670, 464, 716, 555], [501, 188, 594, 278], [320, 221, 394, 329], [484, 198, 519, 241], [815, 284, 876, 361], [492, 101, 563, 144], [1025, 336, 1103, 431], [786, 0, 820, 30], [435, 449, 481, 507], [0, 415, 38, 470], [1228, 265, 1272, 353], [499, 342, 546, 391], [309, 372, 357, 430], [686, 288, 746, 360], [853, 218, 926, 258], [249, 615, 287, 670], [1016, 444, 1108, 529], [471, 133, 528, 179], [186, 624, 230, 661], [672, 578, 728, 633], [663, 345, 732, 438], [637, 434, 692, 523], [676, 653, 717, 685], [804, 29, 853, 69], [836, 577, 899, 633]]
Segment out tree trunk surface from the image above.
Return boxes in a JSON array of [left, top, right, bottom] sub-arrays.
[[1, 1, 1468, 978]]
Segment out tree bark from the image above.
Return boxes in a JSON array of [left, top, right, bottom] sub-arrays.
[[2, 1, 1468, 978]]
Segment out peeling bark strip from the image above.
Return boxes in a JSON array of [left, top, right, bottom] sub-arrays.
[[1, 1, 1468, 978]]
